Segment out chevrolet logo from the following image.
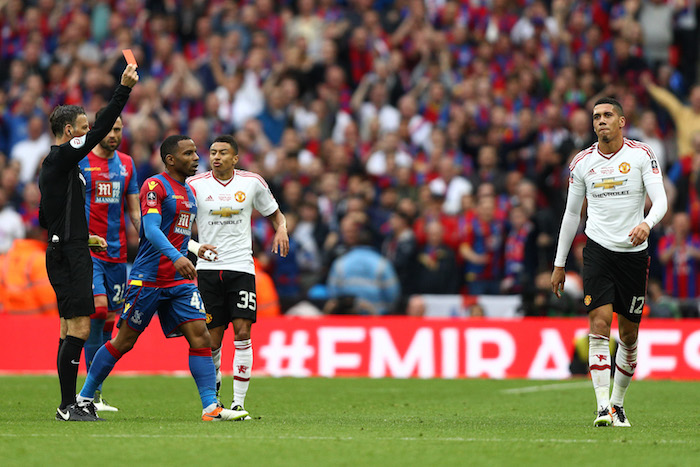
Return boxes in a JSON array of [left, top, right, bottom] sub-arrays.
[[211, 207, 240, 217], [593, 178, 625, 190]]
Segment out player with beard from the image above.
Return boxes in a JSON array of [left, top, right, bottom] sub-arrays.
[[78, 109, 141, 412]]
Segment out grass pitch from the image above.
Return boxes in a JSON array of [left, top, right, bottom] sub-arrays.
[[0, 376, 697, 466]]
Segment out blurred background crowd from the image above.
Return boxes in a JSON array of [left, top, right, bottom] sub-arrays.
[[1, 0, 700, 318]]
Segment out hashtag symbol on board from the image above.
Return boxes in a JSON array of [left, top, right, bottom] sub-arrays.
[[258, 330, 315, 377]]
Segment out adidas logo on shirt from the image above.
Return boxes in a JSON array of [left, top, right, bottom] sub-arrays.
[[206, 195, 214, 201]]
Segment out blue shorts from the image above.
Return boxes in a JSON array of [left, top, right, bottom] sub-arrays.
[[118, 282, 206, 338], [92, 257, 127, 312]]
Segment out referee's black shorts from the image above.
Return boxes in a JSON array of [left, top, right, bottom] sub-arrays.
[[198, 270, 257, 329], [582, 239, 650, 324], [46, 242, 95, 319]]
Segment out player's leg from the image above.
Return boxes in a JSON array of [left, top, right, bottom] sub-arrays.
[[77, 320, 141, 404], [91, 262, 127, 411], [85, 259, 108, 375], [77, 284, 154, 408], [209, 325, 226, 401], [171, 284, 247, 421], [231, 318, 253, 412], [85, 296, 108, 375], [610, 249, 647, 427], [581, 240, 616, 426], [227, 272, 257, 416], [610, 316, 638, 427], [588, 305, 614, 426], [197, 270, 228, 402]]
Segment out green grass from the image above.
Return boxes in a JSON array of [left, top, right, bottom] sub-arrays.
[[0, 376, 698, 466]]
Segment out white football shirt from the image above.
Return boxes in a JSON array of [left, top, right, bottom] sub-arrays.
[[568, 138, 664, 252], [187, 169, 279, 275]]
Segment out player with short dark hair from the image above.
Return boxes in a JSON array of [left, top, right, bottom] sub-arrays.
[[76, 135, 248, 421], [551, 97, 668, 427], [187, 135, 288, 417], [40, 64, 138, 422], [78, 108, 141, 412]]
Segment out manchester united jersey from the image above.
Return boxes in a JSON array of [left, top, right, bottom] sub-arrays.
[[187, 169, 278, 275], [79, 150, 138, 262], [568, 138, 664, 252], [129, 173, 197, 286]]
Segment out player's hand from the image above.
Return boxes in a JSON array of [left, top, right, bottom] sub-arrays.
[[174, 256, 197, 280], [198, 243, 218, 261], [272, 226, 289, 257], [121, 64, 139, 88], [628, 222, 650, 246], [551, 267, 566, 299], [88, 235, 108, 252]]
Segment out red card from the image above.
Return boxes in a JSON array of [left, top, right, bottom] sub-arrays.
[[122, 49, 137, 67]]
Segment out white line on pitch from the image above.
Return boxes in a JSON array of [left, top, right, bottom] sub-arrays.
[[0, 433, 692, 445], [500, 381, 591, 394]]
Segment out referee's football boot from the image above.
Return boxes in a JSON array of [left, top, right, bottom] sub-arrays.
[[55, 402, 105, 421], [593, 406, 613, 427], [611, 405, 631, 427], [93, 390, 119, 412], [231, 404, 252, 421], [202, 405, 249, 421]]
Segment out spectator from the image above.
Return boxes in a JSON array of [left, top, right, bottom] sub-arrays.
[[459, 194, 505, 295], [0, 187, 25, 254], [382, 208, 418, 302], [414, 220, 460, 295], [0, 225, 57, 315], [658, 212, 700, 300], [643, 75, 700, 159], [325, 215, 400, 315], [10, 114, 51, 184]]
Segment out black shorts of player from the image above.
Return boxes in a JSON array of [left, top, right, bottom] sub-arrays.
[[582, 239, 650, 324], [198, 270, 257, 329], [45, 241, 95, 319]]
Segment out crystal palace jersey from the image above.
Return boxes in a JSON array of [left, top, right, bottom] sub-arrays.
[[187, 169, 278, 275], [79, 150, 138, 263], [568, 138, 664, 252], [129, 173, 197, 286]]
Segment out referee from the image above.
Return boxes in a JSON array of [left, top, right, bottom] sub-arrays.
[[39, 64, 138, 421]]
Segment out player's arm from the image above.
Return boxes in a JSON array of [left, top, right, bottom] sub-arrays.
[[59, 66, 138, 168], [551, 177, 586, 298], [629, 182, 668, 246], [142, 212, 197, 279], [126, 193, 142, 233], [267, 208, 289, 257]]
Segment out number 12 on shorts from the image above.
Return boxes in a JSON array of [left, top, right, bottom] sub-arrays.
[[628, 296, 645, 315]]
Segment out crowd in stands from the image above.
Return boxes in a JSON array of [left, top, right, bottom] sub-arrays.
[[1, 0, 700, 317]]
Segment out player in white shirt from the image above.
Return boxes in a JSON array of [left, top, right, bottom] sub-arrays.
[[187, 135, 289, 418], [551, 97, 668, 428]]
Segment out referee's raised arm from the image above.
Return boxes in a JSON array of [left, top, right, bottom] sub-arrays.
[[57, 64, 139, 168]]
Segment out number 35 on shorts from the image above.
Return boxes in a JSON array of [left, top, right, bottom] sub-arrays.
[[190, 291, 206, 314], [237, 291, 257, 311], [628, 296, 645, 315]]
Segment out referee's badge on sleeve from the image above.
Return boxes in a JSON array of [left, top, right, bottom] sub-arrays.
[[70, 135, 87, 148]]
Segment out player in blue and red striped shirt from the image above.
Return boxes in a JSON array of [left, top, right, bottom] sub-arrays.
[[77, 135, 248, 421], [78, 108, 140, 412]]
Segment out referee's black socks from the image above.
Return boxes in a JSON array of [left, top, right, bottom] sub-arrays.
[[57, 335, 85, 410]]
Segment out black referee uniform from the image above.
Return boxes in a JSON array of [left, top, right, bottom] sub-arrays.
[[39, 84, 131, 319]]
